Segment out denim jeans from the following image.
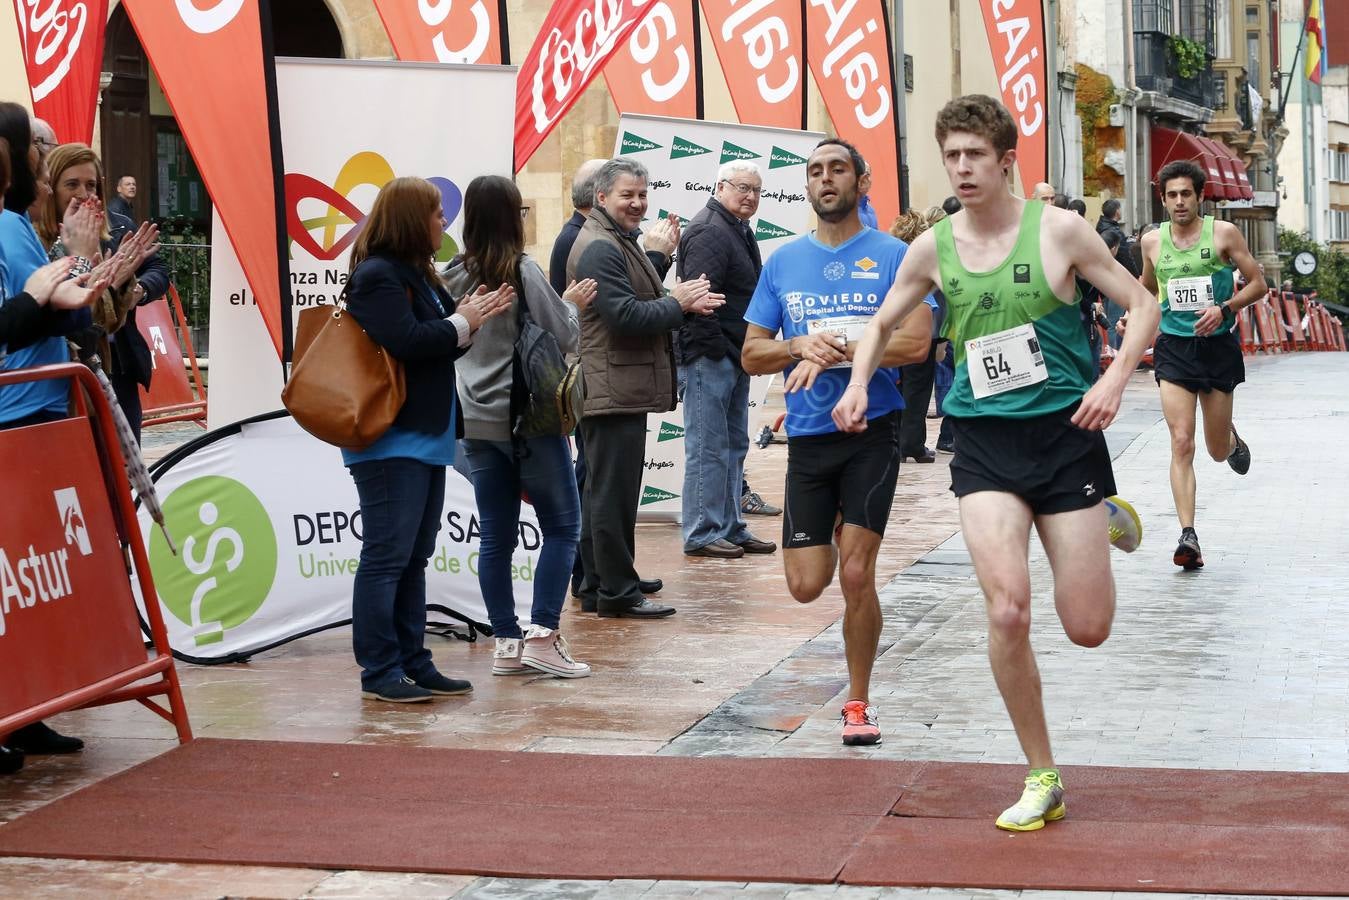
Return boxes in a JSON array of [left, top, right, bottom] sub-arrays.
[[680, 354, 752, 551], [461, 435, 580, 637], [349, 458, 445, 690]]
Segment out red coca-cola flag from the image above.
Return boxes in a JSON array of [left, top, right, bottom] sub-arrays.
[[516, 0, 658, 171], [699, 0, 804, 129], [603, 0, 700, 118], [804, 0, 902, 226], [371, 0, 508, 65], [978, 0, 1047, 196], [121, 0, 290, 359], [11, 1, 109, 144]]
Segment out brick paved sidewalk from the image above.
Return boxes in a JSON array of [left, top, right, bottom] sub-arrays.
[[3, 354, 1345, 898]]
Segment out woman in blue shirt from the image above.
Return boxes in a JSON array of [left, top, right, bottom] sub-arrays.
[[342, 176, 510, 703]]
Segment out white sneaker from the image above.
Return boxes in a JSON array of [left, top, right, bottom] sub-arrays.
[[492, 637, 528, 676], [521, 625, 591, 678]]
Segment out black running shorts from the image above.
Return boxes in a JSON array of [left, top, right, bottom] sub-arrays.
[[783, 411, 900, 548], [948, 403, 1117, 515], [1153, 330, 1245, 393]]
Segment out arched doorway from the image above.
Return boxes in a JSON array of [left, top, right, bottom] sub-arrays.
[[98, 2, 344, 229]]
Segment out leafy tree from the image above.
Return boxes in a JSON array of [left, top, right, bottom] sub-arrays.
[[1278, 228, 1349, 321]]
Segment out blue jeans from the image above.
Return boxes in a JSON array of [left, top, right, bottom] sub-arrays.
[[934, 351, 955, 414], [349, 459, 445, 690], [680, 355, 751, 551], [462, 435, 580, 637]]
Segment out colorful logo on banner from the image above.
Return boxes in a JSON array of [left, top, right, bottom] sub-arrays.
[[149, 476, 278, 647], [604, 0, 699, 118], [699, 0, 804, 129], [657, 421, 685, 441], [12, 0, 109, 144], [284, 152, 463, 264]]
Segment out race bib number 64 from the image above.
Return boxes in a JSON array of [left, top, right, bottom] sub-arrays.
[[967, 323, 1048, 399]]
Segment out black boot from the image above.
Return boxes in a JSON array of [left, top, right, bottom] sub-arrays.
[[7, 721, 84, 754], [0, 745, 24, 775]]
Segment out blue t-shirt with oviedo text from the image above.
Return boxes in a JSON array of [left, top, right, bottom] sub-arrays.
[[745, 228, 932, 437]]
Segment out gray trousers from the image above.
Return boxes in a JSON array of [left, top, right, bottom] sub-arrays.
[[577, 413, 648, 610]]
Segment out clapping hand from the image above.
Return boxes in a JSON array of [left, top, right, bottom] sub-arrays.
[[562, 277, 598, 310], [22, 257, 76, 304], [59, 197, 102, 258], [643, 215, 680, 257], [49, 264, 113, 312], [457, 283, 514, 331], [109, 222, 162, 289], [672, 274, 725, 316]]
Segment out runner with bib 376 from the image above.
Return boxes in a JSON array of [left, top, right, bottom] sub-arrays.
[[1121, 159, 1265, 571], [834, 95, 1158, 832]]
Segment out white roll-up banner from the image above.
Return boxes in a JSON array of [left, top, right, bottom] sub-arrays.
[[612, 114, 823, 521], [207, 58, 518, 428]]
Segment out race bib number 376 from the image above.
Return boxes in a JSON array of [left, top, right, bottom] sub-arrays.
[[966, 323, 1048, 399], [1167, 275, 1214, 312]]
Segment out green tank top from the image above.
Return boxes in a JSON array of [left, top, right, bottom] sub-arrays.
[[934, 201, 1093, 419], [1155, 216, 1236, 337]]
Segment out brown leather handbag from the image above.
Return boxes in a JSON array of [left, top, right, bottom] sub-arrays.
[[281, 296, 405, 449]]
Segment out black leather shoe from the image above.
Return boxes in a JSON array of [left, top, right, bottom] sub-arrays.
[[685, 539, 745, 559], [597, 598, 677, 619], [638, 578, 663, 594], [7, 721, 83, 755], [579, 596, 597, 613], [936, 441, 954, 453], [903, 448, 937, 463], [736, 536, 777, 554], [0, 746, 23, 775]]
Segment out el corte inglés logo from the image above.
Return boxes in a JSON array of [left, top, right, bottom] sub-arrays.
[[641, 486, 679, 505], [150, 476, 278, 647], [755, 218, 794, 241], [769, 146, 808, 169], [621, 131, 662, 154], [671, 136, 711, 159], [721, 140, 759, 163], [657, 421, 685, 442]]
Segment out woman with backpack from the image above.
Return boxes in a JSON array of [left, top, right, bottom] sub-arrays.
[[444, 175, 597, 679]]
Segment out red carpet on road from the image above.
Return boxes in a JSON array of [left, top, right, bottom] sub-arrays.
[[0, 739, 1346, 894]]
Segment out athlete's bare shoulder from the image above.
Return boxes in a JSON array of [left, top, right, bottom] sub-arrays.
[[1140, 227, 1161, 253], [900, 227, 940, 282], [1212, 218, 1249, 250], [1040, 203, 1099, 260]]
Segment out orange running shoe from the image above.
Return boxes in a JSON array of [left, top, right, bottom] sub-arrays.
[[840, 699, 881, 746]]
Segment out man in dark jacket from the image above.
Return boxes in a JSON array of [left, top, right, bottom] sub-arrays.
[[677, 162, 776, 558], [567, 158, 723, 619], [1096, 198, 1138, 277], [549, 158, 606, 296]]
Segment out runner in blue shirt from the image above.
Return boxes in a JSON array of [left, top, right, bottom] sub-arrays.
[[742, 138, 933, 747]]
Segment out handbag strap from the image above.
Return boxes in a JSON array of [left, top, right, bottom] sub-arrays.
[[513, 255, 532, 331]]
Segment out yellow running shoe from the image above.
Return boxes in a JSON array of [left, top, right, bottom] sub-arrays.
[[1105, 495, 1142, 553], [995, 770, 1066, 832]]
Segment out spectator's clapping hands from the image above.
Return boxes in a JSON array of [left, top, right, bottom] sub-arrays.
[[23, 257, 75, 304], [673, 274, 725, 316], [60, 197, 102, 258], [458, 283, 514, 332], [562, 277, 597, 310], [643, 215, 680, 257]]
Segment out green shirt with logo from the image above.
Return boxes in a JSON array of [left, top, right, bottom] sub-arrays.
[[934, 200, 1094, 419], [1154, 216, 1236, 337]]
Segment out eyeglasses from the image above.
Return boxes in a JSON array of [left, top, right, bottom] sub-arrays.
[[722, 181, 762, 196], [33, 138, 56, 153], [519, 207, 530, 220]]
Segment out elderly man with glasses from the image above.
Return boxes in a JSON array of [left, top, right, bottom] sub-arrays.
[[677, 161, 777, 559]]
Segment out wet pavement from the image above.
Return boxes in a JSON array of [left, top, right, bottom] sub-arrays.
[[2, 352, 1347, 898]]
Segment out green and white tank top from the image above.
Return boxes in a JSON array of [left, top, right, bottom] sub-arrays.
[[934, 200, 1094, 419], [1154, 216, 1236, 337]]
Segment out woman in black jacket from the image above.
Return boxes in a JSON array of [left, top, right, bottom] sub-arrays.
[[341, 176, 510, 703]]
